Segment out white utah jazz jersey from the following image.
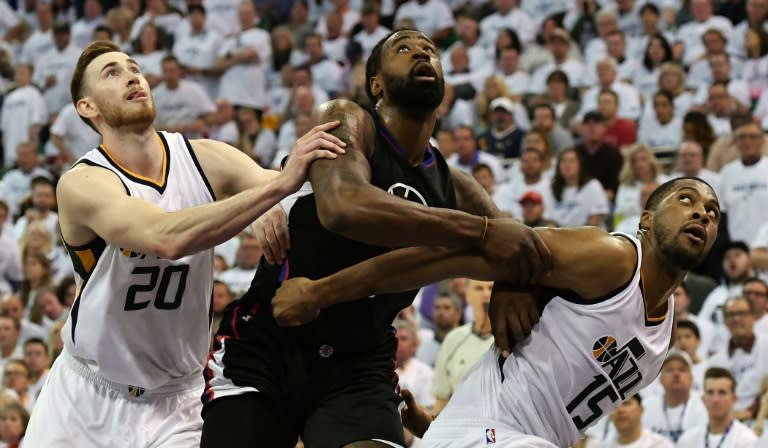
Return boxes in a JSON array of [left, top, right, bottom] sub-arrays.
[[435, 233, 674, 448], [62, 131, 215, 390]]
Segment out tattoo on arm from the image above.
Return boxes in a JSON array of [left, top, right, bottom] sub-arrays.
[[451, 168, 502, 218]]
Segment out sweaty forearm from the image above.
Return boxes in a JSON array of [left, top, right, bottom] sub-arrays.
[[313, 246, 516, 308], [324, 189, 488, 249], [152, 174, 291, 258]]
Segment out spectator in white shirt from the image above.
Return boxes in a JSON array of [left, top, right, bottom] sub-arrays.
[[677, 367, 758, 448], [442, 15, 493, 76], [0, 316, 22, 380], [234, 106, 276, 167], [315, 0, 359, 37], [0, 203, 21, 299], [744, 277, 768, 336], [707, 296, 768, 415], [128, 0, 183, 42], [0, 142, 52, 219], [34, 22, 81, 122], [687, 28, 731, 89], [604, 394, 674, 448], [153, 54, 216, 138], [318, 11, 350, 63], [70, 0, 106, 49], [671, 140, 721, 194], [719, 120, 768, 244], [577, 56, 642, 121], [130, 21, 167, 89], [544, 148, 610, 227], [48, 103, 101, 168], [674, 306, 713, 379], [393, 0, 454, 45], [614, 144, 668, 227], [105, 6, 136, 51], [479, 0, 536, 47], [529, 27, 586, 94], [301, 33, 342, 97], [638, 91, 683, 154], [693, 53, 751, 108], [675, 0, 734, 66], [494, 146, 553, 219], [0, 296, 45, 349], [217, 232, 262, 297], [415, 294, 462, 368], [172, 4, 222, 101], [214, 1, 271, 111], [19, 1, 54, 65], [23, 338, 49, 400], [632, 33, 674, 101], [740, 25, 768, 103], [0, 64, 47, 168], [655, 63, 695, 118], [352, 1, 390, 60], [394, 319, 435, 408], [13, 177, 58, 242], [203, 0, 241, 38], [496, 46, 529, 101], [641, 351, 708, 443], [698, 242, 757, 351], [726, 0, 768, 60], [208, 99, 240, 147]]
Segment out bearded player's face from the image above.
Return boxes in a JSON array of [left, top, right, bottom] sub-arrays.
[[380, 31, 445, 111]]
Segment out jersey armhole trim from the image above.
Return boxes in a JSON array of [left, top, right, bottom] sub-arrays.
[[183, 136, 216, 201]]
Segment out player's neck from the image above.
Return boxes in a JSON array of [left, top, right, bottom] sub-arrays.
[[639, 237, 686, 313], [709, 414, 733, 434], [664, 390, 689, 407], [375, 103, 437, 166], [100, 127, 164, 181], [618, 425, 643, 444]]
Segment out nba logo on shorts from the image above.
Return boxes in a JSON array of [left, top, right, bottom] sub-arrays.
[[485, 428, 496, 445]]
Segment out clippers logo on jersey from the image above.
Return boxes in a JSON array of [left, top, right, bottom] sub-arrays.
[[387, 182, 428, 206], [566, 336, 647, 430], [485, 428, 496, 445]]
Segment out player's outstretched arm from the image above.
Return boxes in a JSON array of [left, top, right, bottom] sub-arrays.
[[272, 226, 636, 326], [57, 124, 345, 260]]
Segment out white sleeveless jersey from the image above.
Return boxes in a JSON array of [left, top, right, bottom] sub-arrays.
[[61, 131, 215, 390], [436, 234, 674, 447]]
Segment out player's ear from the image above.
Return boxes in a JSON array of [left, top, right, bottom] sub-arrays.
[[369, 74, 382, 100], [76, 97, 98, 121], [639, 211, 652, 233]]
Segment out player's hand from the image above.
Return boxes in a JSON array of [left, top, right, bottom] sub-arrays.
[[489, 285, 540, 357], [481, 219, 553, 283], [254, 203, 289, 264], [273, 277, 321, 326], [400, 389, 432, 438], [280, 121, 346, 192]]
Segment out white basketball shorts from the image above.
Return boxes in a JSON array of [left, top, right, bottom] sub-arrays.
[[24, 348, 204, 447], [421, 420, 558, 448]]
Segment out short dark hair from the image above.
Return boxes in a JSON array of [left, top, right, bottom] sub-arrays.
[[745, 277, 768, 290], [187, 4, 206, 14], [546, 69, 569, 88], [92, 24, 113, 40], [162, 53, 179, 66], [23, 337, 49, 352], [31, 176, 54, 190], [643, 177, 716, 212], [471, 163, 493, 176], [704, 366, 736, 392], [653, 89, 675, 105], [627, 394, 642, 405], [71, 40, 122, 132], [676, 319, 700, 340], [598, 89, 619, 104], [639, 2, 660, 15], [723, 295, 754, 314], [532, 102, 556, 119], [365, 30, 402, 103]]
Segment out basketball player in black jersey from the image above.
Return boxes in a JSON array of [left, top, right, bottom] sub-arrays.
[[199, 30, 552, 448]]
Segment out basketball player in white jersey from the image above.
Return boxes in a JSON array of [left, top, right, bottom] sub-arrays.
[[272, 176, 721, 447], [23, 40, 346, 447]]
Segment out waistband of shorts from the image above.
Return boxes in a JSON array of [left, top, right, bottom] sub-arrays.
[[427, 418, 513, 439], [60, 348, 203, 399]]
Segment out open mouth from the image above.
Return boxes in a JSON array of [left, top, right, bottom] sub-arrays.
[[412, 62, 437, 80], [126, 90, 147, 101], [682, 224, 706, 245]]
